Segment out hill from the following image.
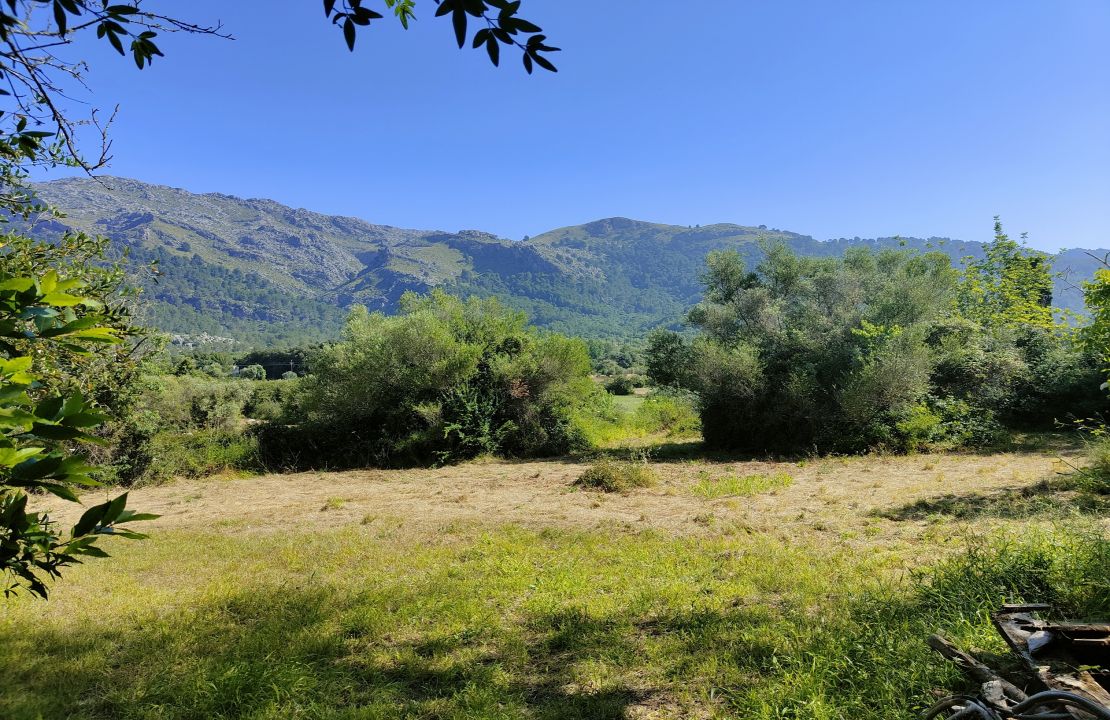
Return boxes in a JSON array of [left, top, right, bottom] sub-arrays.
[[24, 177, 1107, 346]]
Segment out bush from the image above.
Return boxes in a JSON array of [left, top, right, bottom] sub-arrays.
[[574, 456, 658, 493], [239, 364, 266, 380], [604, 376, 634, 395], [1072, 436, 1110, 495], [144, 429, 259, 483], [141, 375, 253, 433], [293, 291, 598, 467], [244, 378, 297, 422]]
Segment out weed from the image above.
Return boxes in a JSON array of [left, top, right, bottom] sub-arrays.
[[574, 457, 658, 493], [692, 471, 794, 499]]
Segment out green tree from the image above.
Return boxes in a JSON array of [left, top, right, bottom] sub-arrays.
[[957, 218, 1056, 330], [686, 245, 959, 452], [644, 329, 692, 388], [239, 364, 266, 381], [1082, 261, 1110, 367]]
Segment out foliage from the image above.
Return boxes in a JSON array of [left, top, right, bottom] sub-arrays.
[[604, 376, 633, 395], [0, 268, 155, 597], [146, 429, 257, 483], [686, 245, 958, 452], [631, 390, 701, 437], [1081, 258, 1110, 371], [288, 291, 597, 467], [957, 218, 1055, 330], [681, 234, 1103, 454], [644, 328, 693, 387], [574, 455, 657, 493], [323, 0, 558, 72], [236, 346, 316, 379], [238, 364, 266, 381]]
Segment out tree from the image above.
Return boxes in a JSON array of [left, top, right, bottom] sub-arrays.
[[957, 218, 1056, 331], [239, 364, 266, 381], [644, 329, 692, 388]]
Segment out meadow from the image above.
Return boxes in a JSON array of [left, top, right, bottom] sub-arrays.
[[4, 439, 1108, 720]]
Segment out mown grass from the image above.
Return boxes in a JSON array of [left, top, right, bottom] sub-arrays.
[[2, 521, 1107, 720]]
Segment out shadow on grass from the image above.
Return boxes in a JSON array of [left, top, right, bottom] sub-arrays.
[[8, 529, 1109, 720], [879, 479, 1110, 521], [0, 584, 665, 720]]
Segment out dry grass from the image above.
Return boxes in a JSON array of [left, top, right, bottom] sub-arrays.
[[8, 444, 1110, 720], [40, 447, 1103, 551]]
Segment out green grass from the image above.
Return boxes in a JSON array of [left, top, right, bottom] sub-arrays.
[[2, 523, 1107, 720], [692, 471, 794, 499], [610, 393, 645, 415]]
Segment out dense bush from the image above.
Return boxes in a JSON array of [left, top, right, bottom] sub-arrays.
[[604, 376, 634, 395], [284, 291, 599, 467], [102, 374, 277, 485], [239, 364, 266, 380], [679, 227, 1104, 454]]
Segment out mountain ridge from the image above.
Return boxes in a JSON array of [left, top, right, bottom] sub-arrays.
[[24, 176, 1107, 346]]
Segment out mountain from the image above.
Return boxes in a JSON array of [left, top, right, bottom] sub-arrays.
[[24, 177, 1107, 347]]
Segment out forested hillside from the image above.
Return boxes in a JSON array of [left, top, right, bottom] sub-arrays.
[[28, 177, 1106, 346]]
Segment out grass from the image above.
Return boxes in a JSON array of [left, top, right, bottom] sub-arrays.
[[2, 523, 1106, 720], [692, 471, 794, 499], [610, 393, 645, 415], [574, 457, 658, 493], [4, 444, 1109, 719]]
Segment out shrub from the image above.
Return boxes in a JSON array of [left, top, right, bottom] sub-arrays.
[[293, 291, 597, 467], [604, 376, 634, 395], [574, 456, 657, 493], [239, 364, 266, 381], [1071, 436, 1110, 495], [145, 429, 259, 483], [684, 240, 1103, 454], [141, 375, 252, 433], [244, 379, 297, 423]]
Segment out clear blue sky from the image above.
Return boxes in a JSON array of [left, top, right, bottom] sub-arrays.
[[40, 1, 1110, 251]]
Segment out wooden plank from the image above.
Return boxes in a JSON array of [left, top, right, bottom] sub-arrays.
[[927, 633, 1029, 702]]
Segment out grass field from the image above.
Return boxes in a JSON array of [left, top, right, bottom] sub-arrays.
[[3, 442, 1108, 719]]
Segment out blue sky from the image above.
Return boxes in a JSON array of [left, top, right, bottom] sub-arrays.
[[41, 1, 1110, 251]]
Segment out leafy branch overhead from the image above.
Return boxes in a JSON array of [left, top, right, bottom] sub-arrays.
[[0, 267, 157, 598], [323, 0, 560, 72]]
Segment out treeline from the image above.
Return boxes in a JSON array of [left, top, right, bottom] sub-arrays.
[[38, 218, 1110, 491], [647, 221, 1107, 453]]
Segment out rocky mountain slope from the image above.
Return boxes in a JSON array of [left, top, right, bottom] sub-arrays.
[[25, 177, 1106, 346]]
